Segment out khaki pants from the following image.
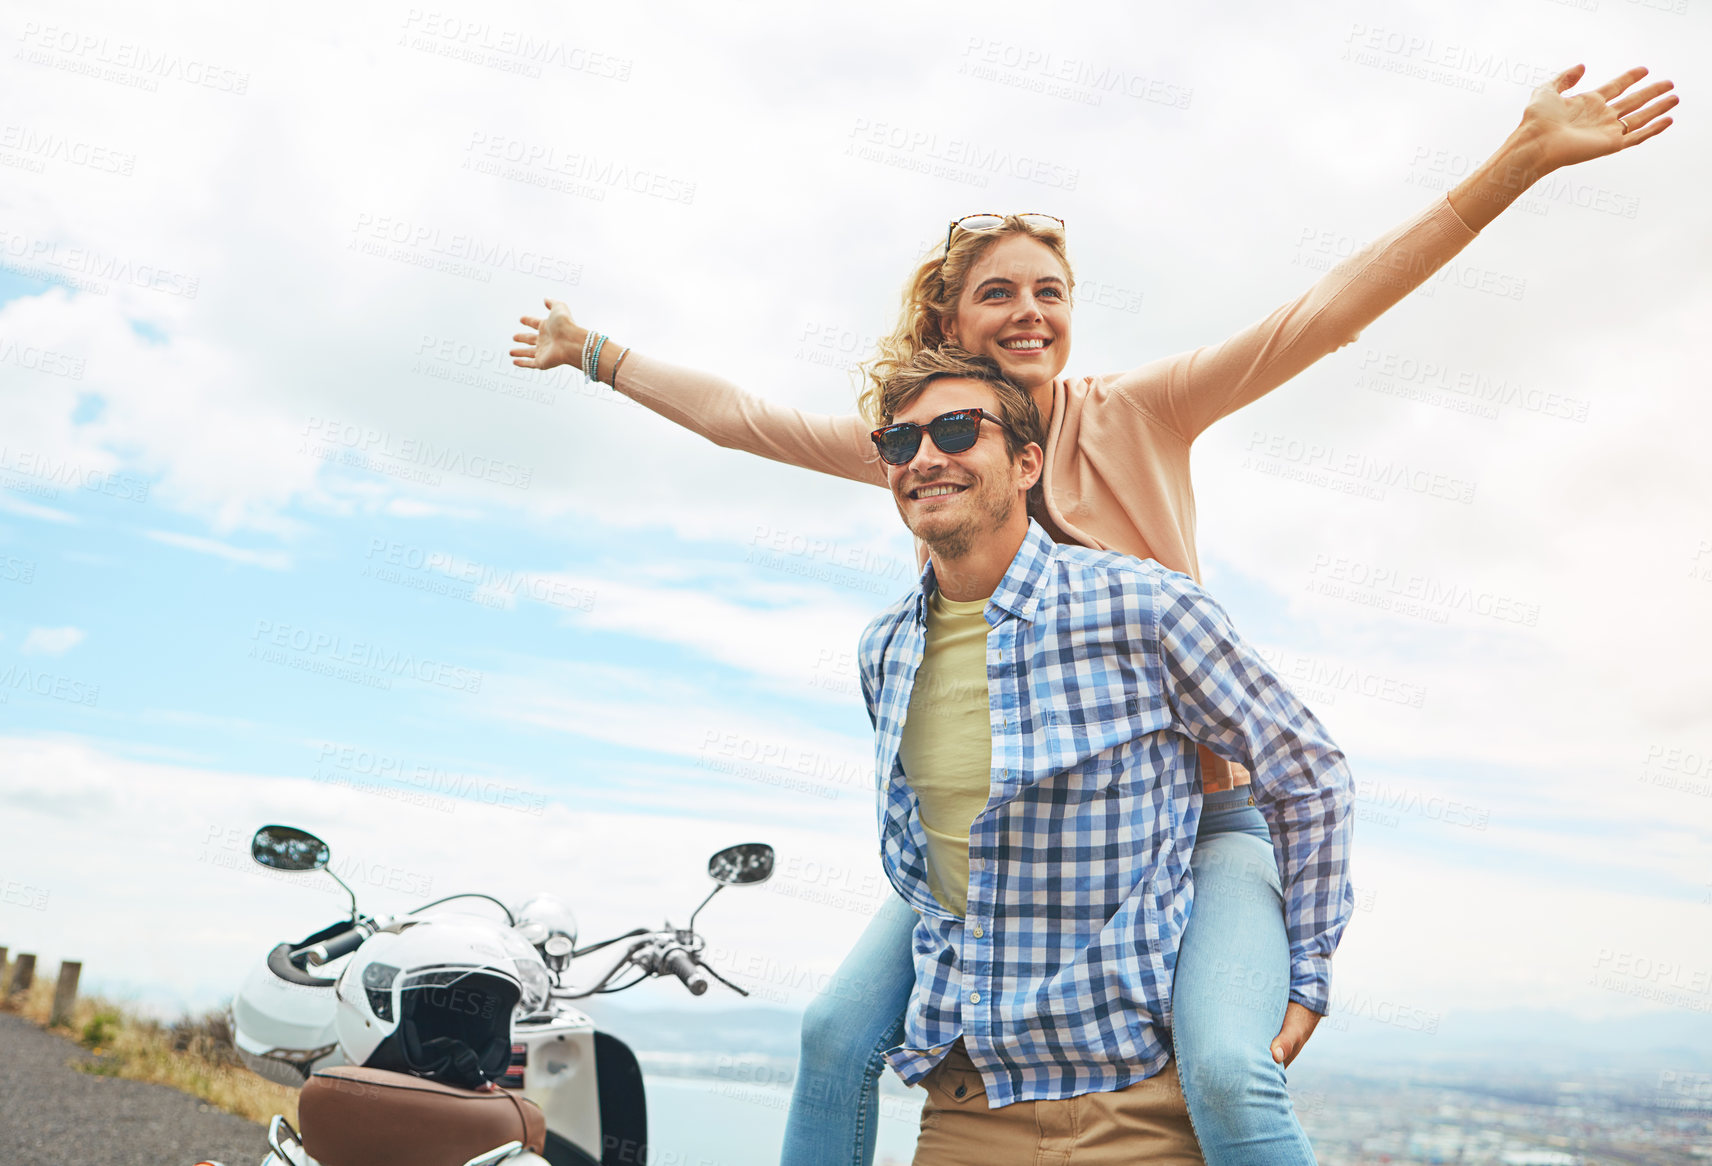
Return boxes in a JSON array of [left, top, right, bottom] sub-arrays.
[[912, 1043, 1204, 1166]]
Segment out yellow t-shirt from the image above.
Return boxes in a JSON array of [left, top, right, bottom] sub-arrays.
[[896, 591, 992, 917]]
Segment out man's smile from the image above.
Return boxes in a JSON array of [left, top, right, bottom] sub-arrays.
[[907, 482, 970, 500]]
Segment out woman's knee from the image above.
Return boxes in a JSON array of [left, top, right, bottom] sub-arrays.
[[799, 899, 916, 1067], [800, 980, 893, 1069], [1177, 1033, 1283, 1111]]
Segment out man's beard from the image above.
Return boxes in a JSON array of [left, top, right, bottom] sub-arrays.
[[905, 477, 1016, 561]]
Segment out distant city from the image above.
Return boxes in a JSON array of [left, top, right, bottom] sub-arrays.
[[1284, 1068, 1711, 1165]]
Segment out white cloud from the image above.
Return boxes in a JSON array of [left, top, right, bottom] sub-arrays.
[[455, 560, 891, 699], [383, 497, 485, 520], [143, 529, 292, 570], [467, 656, 877, 818], [20, 626, 85, 655], [0, 492, 77, 523]]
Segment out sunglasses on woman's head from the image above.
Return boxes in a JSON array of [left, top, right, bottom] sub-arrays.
[[944, 213, 1066, 258], [871, 408, 1010, 466]]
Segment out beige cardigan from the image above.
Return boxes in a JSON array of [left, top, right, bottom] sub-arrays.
[[613, 195, 1479, 584]]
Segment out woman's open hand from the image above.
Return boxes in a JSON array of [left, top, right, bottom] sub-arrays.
[[1522, 64, 1677, 173], [511, 298, 584, 371]]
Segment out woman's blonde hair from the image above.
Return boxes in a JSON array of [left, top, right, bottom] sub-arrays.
[[856, 215, 1073, 425]]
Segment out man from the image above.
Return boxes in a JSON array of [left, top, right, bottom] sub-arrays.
[[858, 346, 1354, 1164]]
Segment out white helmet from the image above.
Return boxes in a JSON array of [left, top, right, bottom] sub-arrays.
[[334, 918, 551, 1089]]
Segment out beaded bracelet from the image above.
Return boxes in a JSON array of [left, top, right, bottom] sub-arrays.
[[580, 331, 599, 382], [588, 333, 608, 384]]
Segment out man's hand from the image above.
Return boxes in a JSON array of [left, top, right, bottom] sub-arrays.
[[1521, 64, 1677, 172], [1270, 1000, 1322, 1068], [511, 297, 583, 371]]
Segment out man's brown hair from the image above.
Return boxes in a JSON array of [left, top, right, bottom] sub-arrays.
[[876, 345, 1043, 461]]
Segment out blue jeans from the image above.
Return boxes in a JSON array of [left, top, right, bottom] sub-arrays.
[[778, 788, 1315, 1166], [779, 892, 916, 1166], [1170, 789, 1317, 1165]]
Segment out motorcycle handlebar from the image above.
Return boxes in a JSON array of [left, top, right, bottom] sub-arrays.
[[302, 925, 369, 967], [661, 948, 708, 996]]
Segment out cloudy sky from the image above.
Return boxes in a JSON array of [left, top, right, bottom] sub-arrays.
[[2, 0, 1709, 1061]]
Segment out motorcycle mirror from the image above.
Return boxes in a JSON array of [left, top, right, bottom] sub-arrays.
[[252, 825, 331, 873], [707, 843, 774, 886]]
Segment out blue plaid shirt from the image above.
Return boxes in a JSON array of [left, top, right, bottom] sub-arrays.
[[858, 521, 1354, 1106]]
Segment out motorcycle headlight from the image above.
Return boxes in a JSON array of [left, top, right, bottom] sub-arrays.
[[514, 894, 578, 950], [511, 958, 552, 1013]]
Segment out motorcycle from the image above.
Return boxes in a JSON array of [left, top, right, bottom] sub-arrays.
[[199, 823, 774, 1166]]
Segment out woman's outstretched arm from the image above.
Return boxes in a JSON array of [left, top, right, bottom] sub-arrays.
[[1112, 63, 1677, 442], [511, 299, 885, 487]]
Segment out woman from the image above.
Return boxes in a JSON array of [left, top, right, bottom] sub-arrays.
[[511, 65, 1673, 1165]]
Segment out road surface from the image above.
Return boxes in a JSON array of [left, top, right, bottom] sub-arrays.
[[0, 1011, 269, 1166]]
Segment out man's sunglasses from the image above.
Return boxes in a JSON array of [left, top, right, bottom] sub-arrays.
[[870, 408, 1010, 466], [945, 213, 1066, 258]]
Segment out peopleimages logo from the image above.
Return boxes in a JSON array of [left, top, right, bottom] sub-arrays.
[[1340, 25, 1558, 91], [462, 133, 695, 205], [348, 213, 579, 286], [0, 337, 87, 379], [845, 119, 1080, 191], [15, 21, 251, 94], [0, 230, 198, 298], [399, 10, 633, 80], [0, 446, 149, 501], [956, 36, 1193, 109], [315, 742, 549, 816], [1244, 430, 1478, 505], [1255, 645, 1427, 710], [301, 417, 533, 490], [1, 876, 50, 911], [1306, 554, 1541, 627], [0, 664, 100, 707], [249, 620, 484, 694], [1355, 349, 1589, 422], [363, 540, 595, 613], [419, 985, 498, 1019], [0, 123, 136, 175]]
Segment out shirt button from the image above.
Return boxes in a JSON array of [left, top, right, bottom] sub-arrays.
[[970, 992, 981, 1004], [972, 925, 984, 938]]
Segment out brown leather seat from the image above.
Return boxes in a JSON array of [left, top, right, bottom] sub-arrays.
[[300, 1065, 547, 1166]]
